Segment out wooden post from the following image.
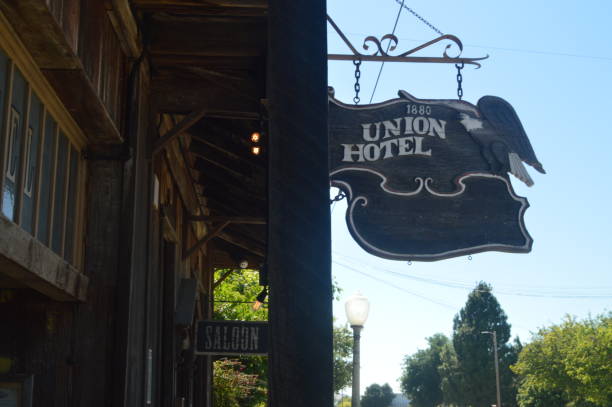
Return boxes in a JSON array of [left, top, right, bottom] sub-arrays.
[[267, 1, 333, 406]]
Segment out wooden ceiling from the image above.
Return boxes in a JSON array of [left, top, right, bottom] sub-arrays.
[[134, 0, 269, 264]]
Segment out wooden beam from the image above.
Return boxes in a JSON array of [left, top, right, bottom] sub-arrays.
[[148, 15, 266, 57], [152, 75, 261, 114], [183, 221, 230, 260], [0, 216, 89, 301], [189, 216, 266, 224], [268, 0, 333, 406], [218, 231, 265, 258], [106, 0, 142, 58], [133, 0, 267, 12], [213, 269, 235, 289], [152, 109, 208, 155]]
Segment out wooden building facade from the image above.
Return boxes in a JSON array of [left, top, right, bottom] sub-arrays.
[[0, 1, 332, 406]]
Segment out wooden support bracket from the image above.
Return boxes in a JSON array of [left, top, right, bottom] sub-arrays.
[[152, 108, 208, 156], [183, 221, 230, 260], [213, 269, 236, 289]]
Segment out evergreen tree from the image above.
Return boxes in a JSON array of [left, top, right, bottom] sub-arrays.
[[451, 282, 517, 407]]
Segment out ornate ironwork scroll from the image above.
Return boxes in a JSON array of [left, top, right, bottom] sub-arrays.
[[327, 15, 488, 68]]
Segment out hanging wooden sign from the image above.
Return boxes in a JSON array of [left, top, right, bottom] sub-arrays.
[[195, 320, 268, 355], [329, 89, 545, 261]]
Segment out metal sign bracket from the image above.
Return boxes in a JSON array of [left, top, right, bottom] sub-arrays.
[[327, 15, 488, 68]]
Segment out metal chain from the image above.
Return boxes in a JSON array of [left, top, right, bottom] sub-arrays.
[[394, 0, 444, 36], [353, 58, 362, 104], [456, 62, 464, 100], [329, 190, 346, 205]]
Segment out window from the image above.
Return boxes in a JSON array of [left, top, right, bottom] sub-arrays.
[[0, 46, 84, 266]]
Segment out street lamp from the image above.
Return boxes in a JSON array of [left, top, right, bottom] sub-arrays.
[[481, 330, 502, 407], [345, 292, 370, 407]]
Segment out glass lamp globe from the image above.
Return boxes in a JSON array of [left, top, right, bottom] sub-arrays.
[[345, 291, 370, 327]]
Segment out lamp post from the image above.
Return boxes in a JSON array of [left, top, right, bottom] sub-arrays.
[[345, 292, 370, 407], [481, 330, 502, 407]]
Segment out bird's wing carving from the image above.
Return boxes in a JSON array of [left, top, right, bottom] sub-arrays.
[[477, 96, 545, 175]]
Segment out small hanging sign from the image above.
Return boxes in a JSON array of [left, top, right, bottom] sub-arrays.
[[329, 89, 545, 261], [195, 320, 268, 355]]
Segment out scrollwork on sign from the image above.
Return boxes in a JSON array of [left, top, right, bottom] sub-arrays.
[[327, 15, 488, 68]]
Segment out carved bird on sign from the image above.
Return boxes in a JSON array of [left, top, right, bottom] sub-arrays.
[[458, 96, 545, 186]]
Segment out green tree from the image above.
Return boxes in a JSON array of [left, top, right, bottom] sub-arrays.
[[512, 313, 611, 407], [361, 383, 395, 407], [213, 269, 268, 322], [212, 358, 258, 407], [213, 269, 268, 407], [333, 323, 354, 394], [451, 282, 517, 407], [400, 333, 451, 407]]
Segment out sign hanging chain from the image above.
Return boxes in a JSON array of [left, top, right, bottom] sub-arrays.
[[456, 62, 464, 100], [329, 190, 346, 205], [353, 58, 362, 104]]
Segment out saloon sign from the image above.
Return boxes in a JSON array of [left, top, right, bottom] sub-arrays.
[[329, 90, 545, 261], [195, 320, 267, 355]]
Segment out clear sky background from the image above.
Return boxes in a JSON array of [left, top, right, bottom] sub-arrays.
[[327, 0, 612, 396]]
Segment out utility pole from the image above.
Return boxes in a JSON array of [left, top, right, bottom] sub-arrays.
[[481, 330, 502, 407]]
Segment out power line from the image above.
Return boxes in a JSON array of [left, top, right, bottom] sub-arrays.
[[333, 260, 458, 310], [369, 0, 405, 103], [333, 252, 612, 299]]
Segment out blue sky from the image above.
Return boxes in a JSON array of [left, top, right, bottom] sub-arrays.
[[327, 0, 612, 395]]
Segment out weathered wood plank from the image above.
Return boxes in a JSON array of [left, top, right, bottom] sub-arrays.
[[43, 69, 122, 144], [0, 0, 81, 69], [0, 214, 88, 301]]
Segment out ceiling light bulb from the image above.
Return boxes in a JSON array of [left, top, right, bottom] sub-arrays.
[[251, 146, 261, 155], [250, 132, 261, 143]]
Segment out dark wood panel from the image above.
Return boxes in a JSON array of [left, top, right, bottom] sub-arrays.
[[149, 15, 266, 57], [72, 158, 125, 407], [267, 1, 333, 407], [152, 73, 261, 114], [42, 69, 122, 144], [0, 290, 75, 407]]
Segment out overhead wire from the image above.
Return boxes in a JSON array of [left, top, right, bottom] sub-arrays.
[[333, 251, 612, 299], [369, 0, 405, 103], [334, 259, 538, 333], [333, 260, 458, 310]]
